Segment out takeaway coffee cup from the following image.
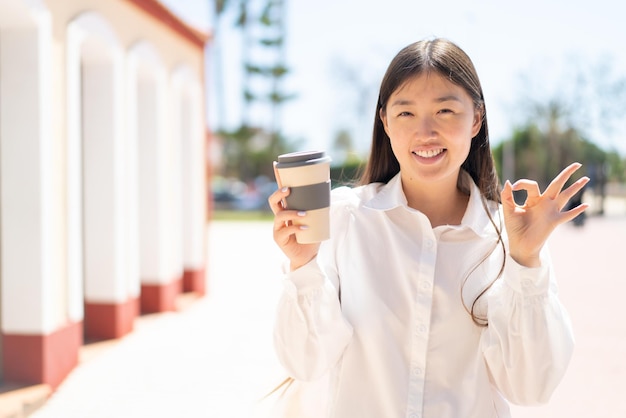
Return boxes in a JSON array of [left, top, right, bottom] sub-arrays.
[[274, 150, 332, 244]]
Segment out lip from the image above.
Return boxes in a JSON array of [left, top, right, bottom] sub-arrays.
[[411, 147, 446, 164]]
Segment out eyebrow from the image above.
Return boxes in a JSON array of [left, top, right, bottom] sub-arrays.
[[389, 95, 462, 107]]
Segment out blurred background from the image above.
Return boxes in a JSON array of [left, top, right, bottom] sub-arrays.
[[2, 1, 625, 417], [165, 0, 626, 215]]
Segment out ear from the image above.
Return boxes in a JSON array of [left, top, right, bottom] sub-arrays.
[[379, 108, 390, 136], [471, 107, 483, 138]]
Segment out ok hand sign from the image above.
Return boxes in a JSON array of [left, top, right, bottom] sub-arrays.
[[501, 163, 590, 267]]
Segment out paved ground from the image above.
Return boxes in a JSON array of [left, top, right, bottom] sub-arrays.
[[26, 213, 626, 417]]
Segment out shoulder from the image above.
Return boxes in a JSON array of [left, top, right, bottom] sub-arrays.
[[325, 184, 382, 248], [330, 183, 384, 212], [327, 183, 385, 234]]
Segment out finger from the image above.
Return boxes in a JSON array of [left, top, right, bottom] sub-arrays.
[[545, 162, 582, 199], [511, 179, 541, 199], [559, 202, 590, 225], [273, 209, 307, 232], [273, 221, 301, 240], [273, 223, 301, 247], [268, 191, 282, 215], [268, 187, 290, 215], [273, 211, 308, 244], [557, 176, 590, 210]]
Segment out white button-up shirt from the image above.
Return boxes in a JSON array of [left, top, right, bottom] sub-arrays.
[[273, 172, 574, 418]]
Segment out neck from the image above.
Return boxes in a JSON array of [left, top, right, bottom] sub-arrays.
[[401, 173, 469, 227]]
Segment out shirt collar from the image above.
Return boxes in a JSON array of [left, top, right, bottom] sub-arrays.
[[363, 171, 497, 236]]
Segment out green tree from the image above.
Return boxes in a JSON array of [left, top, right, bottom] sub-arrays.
[[494, 56, 626, 214], [494, 119, 607, 187], [211, 0, 296, 183], [493, 107, 625, 214]]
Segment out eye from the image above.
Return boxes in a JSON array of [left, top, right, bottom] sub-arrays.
[[438, 108, 454, 114], [397, 111, 413, 117]]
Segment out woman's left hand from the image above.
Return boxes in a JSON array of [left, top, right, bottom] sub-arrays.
[[501, 162, 590, 267]]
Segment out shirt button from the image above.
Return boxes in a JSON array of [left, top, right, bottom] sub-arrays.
[[420, 281, 431, 290], [412, 367, 422, 376], [425, 239, 434, 249], [410, 413, 421, 418], [418, 324, 427, 333]]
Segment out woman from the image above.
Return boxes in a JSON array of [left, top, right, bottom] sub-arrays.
[[268, 38, 588, 418]]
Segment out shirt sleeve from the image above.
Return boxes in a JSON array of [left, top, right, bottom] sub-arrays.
[[480, 247, 575, 405], [273, 258, 353, 381], [273, 187, 356, 382]]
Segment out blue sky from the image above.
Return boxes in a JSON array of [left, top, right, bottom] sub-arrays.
[[162, 0, 626, 156]]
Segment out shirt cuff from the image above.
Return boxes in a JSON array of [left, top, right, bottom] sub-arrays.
[[503, 253, 551, 295], [284, 257, 326, 295]]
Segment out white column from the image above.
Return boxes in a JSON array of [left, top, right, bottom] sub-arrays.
[[0, 14, 60, 334], [168, 74, 185, 282], [65, 23, 85, 324], [124, 55, 141, 302], [137, 70, 180, 284], [179, 79, 207, 271], [81, 54, 127, 303], [170, 67, 207, 281]]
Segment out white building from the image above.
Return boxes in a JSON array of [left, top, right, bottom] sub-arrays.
[[0, 0, 210, 389]]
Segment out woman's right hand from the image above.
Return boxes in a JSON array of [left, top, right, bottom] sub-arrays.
[[268, 186, 321, 271]]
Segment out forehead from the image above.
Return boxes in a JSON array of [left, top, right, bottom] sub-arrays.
[[391, 71, 469, 100]]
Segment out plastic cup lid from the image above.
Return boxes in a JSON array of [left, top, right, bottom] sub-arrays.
[[275, 150, 331, 168]]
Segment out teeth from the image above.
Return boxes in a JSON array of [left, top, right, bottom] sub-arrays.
[[414, 148, 444, 158]]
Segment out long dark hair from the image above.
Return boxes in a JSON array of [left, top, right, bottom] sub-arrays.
[[360, 38, 505, 325]]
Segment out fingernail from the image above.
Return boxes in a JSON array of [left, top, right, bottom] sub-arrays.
[[281, 187, 288, 192], [299, 225, 309, 230], [297, 211, 306, 216]]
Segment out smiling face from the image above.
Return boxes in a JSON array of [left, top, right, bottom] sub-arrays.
[[380, 71, 482, 194]]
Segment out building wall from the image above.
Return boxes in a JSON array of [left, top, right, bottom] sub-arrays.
[[0, 0, 209, 389]]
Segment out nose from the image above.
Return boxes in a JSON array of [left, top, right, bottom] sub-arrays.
[[413, 115, 437, 141]]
